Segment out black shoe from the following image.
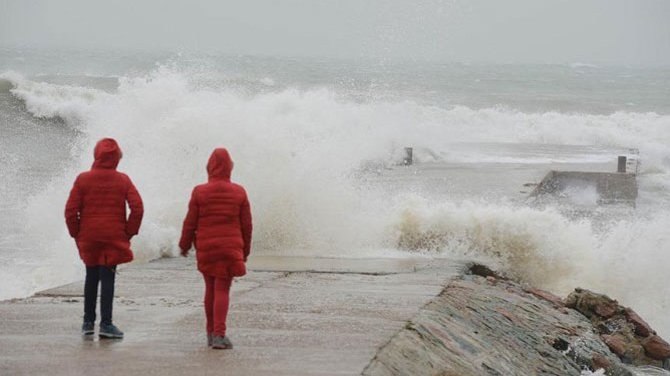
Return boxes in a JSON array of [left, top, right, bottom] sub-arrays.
[[211, 335, 233, 349], [82, 321, 95, 336], [99, 323, 124, 339]]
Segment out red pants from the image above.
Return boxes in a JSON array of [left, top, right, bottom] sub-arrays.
[[202, 274, 233, 336]]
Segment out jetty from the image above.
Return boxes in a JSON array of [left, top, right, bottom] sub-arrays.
[[0, 256, 461, 375], [530, 153, 640, 205], [2, 255, 668, 375]]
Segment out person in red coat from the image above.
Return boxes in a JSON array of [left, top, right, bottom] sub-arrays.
[[179, 148, 252, 349], [65, 138, 143, 339]]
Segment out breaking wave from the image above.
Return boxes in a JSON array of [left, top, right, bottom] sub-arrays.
[[2, 68, 670, 338]]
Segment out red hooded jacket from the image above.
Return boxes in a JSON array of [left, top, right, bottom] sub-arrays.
[[65, 138, 144, 266], [179, 148, 252, 278]]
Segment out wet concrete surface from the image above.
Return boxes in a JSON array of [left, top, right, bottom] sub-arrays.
[[0, 256, 465, 376]]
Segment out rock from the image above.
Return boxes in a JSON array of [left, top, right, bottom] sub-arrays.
[[557, 325, 579, 337], [566, 288, 669, 369], [467, 263, 506, 280], [566, 288, 619, 319], [591, 353, 611, 370], [366, 276, 633, 376], [525, 288, 564, 307], [624, 308, 655, 337], [495, 307, 519, 325], [551, 337, 569, 351], [594, 302, 618, 319], [565, 292, 579, 308], [601, 334, 627, 357], [641, 335, 670, 360]]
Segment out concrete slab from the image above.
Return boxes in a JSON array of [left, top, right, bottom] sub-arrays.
[[0, 256, 465, 376], [532, 170, 638, 204], [247, 255, 430, 275]]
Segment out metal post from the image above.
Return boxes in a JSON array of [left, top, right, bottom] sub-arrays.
[[403, 147, 413, 166], [617, 156, 627, 173]]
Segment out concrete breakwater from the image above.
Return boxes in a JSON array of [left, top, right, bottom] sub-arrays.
[[0, 256, 463, 375], [1, 257, 668, 375], [531, 170, 638, 205]]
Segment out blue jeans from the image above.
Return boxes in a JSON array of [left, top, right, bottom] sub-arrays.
[[83, 266, 116, 325]]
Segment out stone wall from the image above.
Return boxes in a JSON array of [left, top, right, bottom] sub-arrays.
[[364, 271, 644, 376]]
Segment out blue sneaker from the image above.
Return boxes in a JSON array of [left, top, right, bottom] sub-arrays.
[[99, 323, 124, 339], [82, 321, 95, 336]]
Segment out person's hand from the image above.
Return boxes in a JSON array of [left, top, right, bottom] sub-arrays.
[[180, 249, 189, 257]]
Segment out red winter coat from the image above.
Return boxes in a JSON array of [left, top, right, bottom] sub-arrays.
[[179, 148, 252, 278], [65, 138, 144, 267]]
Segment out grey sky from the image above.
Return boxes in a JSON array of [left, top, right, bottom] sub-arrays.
[[1, 0, 669, 65]]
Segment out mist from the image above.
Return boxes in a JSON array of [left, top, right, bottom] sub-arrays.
[[1, 0, 669, 66]]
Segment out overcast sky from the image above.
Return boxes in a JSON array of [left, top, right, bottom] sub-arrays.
[[1, 0, 669, 65]]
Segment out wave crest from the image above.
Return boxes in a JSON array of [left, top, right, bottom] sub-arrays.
[[3, 68, 670, 338]]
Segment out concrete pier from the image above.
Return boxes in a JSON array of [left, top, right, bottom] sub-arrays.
[[526, 152, 640, 205], [531, 170, 638, 204], [0, 256, 464, 376], [3, 256, 663, 376]]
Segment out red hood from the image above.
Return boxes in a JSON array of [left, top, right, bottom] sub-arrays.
[[207, 148, 233, 180], [92, 138, 122, 170]]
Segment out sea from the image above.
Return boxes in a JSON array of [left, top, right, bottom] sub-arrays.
[[1, 47, 669, 344]]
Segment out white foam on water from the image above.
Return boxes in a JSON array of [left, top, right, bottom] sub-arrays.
[[585, 365, 670, 375], [2, 68, 670, 340], [581, 369, 606, 376]]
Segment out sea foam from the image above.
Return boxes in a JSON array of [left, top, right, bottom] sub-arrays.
[[2, 68, 670, 338]]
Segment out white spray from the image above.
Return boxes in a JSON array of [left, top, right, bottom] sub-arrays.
[[2, 68, 670, 338]]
